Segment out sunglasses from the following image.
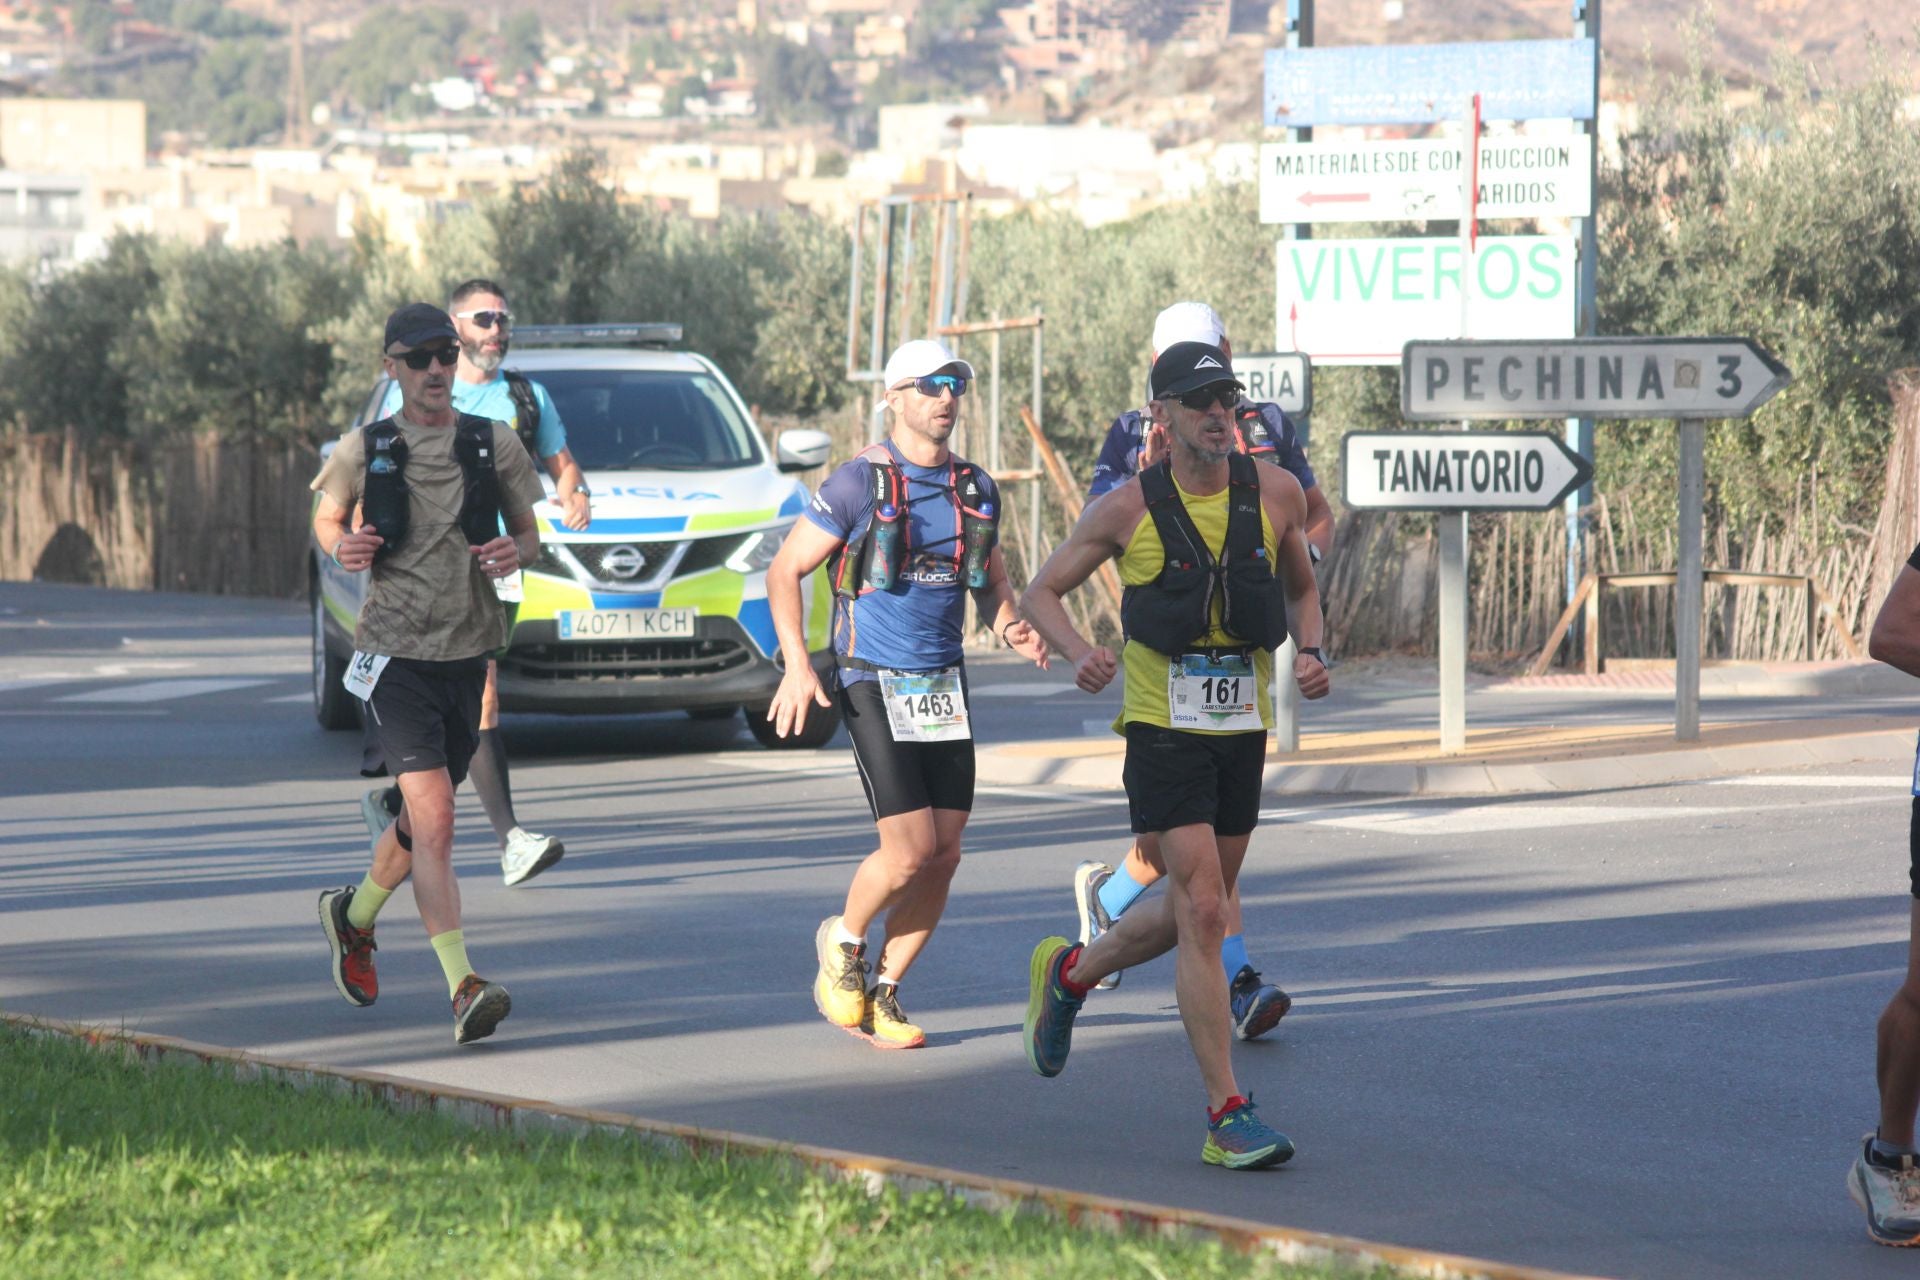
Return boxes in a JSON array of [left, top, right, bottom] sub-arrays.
[[1173, 382, 1241, 412], [392, 345, 458, 370], [454, 308, 512, 329], [912, 374, 969, 398]]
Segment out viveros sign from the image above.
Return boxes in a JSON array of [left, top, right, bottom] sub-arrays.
[[1275, 235, 1575, 367]]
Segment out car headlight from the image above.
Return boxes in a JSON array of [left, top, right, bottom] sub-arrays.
[[725, 524, 791, 574]]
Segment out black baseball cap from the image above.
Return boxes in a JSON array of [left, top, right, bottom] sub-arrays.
[[383, 302, 456, 352], [1151, 341, 1243, 401]]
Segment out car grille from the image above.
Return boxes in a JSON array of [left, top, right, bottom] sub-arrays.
[[531, 534, 744, 588], [502, 638, 754, 681], [569, 540, 679, 584]]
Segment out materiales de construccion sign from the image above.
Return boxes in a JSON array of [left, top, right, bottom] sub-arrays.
[[1259, 137, 1593, 223]]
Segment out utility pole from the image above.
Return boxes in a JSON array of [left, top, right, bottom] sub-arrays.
[[1564, 0, 1602, 611], [285, 3, 309, 147]]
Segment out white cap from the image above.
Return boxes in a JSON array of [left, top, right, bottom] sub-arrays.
[[1150, 301, 1226, 356], [882, 337, 975, 389]]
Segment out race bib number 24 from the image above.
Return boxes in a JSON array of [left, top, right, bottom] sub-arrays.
[[343, 651, 391, 702]]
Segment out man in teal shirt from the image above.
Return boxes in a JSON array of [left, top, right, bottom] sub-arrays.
[[369, 279, 587, 887]]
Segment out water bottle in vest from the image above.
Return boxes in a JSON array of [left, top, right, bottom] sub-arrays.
[[962, 501, 996, 589], [868, 502, 903, 590], [363, 432, 407, 561]]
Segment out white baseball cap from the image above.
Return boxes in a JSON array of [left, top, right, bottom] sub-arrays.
[[1150, 301, 1226, 355], [882, 338, 976, 389]]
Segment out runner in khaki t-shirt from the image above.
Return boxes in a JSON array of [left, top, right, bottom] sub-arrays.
[[309, 302, 545, 1049]]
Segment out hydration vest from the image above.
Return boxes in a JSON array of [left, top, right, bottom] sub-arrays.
[[1119, 452, 1289, 655], [502, 369, 542, 464], [829, 443, 998, 598], [360, 413, 504, 561]]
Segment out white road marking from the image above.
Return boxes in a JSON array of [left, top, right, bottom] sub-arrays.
[[265, 693, 312, 704], [1703, 775, 1910, 789], [969, 682, 1080, 697], [57, 678, 275, 703], [1260, 802, 1741, 835]]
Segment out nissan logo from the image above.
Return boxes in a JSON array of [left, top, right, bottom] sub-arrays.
[[598, 545, 647, 580]]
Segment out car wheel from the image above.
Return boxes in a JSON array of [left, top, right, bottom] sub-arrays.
[[686, 705, 741, 721], [312, 575, 360, 731]]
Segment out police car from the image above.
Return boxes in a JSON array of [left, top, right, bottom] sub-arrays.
[[310, 323, 842, 747]]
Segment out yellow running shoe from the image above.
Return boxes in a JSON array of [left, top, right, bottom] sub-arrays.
[[862, 983, 925, 1049], [812, 916, 869, 1029]]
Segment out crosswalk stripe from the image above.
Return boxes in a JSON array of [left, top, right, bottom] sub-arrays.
[[57, 678, 276, 703]]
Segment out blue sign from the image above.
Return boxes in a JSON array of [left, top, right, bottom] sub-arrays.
[[1264, 40, 1596, 127]]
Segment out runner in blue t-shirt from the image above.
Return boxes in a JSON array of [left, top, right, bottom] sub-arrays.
[[363, 279, 587, 890], [766, 338, 1048, 1050], [1073, 302, 1335, 1040]]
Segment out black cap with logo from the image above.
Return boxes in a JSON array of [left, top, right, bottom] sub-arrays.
[[383, 302, 457, 352], [1150, 341, 1243, 401]]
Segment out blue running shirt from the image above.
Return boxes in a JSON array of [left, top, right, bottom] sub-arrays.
[[805, 441, 999, 681], [380, 373, 568, 459]]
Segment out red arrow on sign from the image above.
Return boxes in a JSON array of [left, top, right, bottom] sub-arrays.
[[1299, 191, 1370, 206]]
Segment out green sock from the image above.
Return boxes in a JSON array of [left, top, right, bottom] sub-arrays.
[[429, 930, 473, 999], [346, 874, 394, 931]]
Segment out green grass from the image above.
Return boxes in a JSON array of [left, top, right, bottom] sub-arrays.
[[0, 1028, 1404, 1280]]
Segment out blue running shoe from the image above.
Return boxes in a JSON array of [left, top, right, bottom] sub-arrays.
[[1202, 1097, 1294, 1170], [1229, 965, 1292, 1041], [1024, 936, 1084, 1078]]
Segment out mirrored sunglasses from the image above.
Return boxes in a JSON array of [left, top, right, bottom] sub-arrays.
[[913, 374, 969, 398]]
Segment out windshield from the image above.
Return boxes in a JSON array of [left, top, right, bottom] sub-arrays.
[[530, 369, 763, 471]]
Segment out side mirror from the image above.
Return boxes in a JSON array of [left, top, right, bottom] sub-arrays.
[[776, 428, 832, 473]]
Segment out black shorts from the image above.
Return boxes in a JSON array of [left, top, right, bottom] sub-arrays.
[[839, 673, 975, 821], [1909, 797, 1920, 898], [359, 655, 488, 786], [1122, 722, 1265, 837]]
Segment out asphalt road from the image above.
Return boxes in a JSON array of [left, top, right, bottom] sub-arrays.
[[3, 581, 1917, 1280]]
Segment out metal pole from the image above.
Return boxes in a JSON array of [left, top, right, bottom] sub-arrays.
[[1675, 419, 1704, 741], [1439, 512, 1468, 753], [1029, 312, 1043, 568], [989, 318, 1002, 473], [845, 205, 864, 377], [1272, 0, 1314, 754], [1565, 0, 1602, 608]]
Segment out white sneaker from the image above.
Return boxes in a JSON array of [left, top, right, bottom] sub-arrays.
[[1071, 860, 1121, 990], [1849, 1135, 1920, 1246], [500, 827, 564, 887]]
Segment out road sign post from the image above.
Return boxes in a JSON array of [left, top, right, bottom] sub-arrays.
[[1399, 336, 1790, 743], [1272, 0, 1315, 757]]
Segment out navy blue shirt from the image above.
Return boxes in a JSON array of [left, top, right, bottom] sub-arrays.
[[1087, 400, 1315, 499], [804, 441, 1000, 679]]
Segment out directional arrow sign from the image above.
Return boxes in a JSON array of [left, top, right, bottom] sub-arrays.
[[1401, 337, 1791, 422], [1260, 137, 1593, 225], [1342, 431, 1593, 512], [1233, 351, 1311, 416]]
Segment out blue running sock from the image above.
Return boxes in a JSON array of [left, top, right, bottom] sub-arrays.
[[1096, 861, 1149, 920], [1220, 933, 1251, 983]]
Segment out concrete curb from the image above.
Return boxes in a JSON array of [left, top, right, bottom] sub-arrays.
[[978, 729, 1914, 797], [4, 1011, 1609, 1280]]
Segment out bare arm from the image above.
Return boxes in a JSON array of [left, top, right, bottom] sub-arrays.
[[1302, 483, 1334, 559], [544, 447, 590, 531], [1020, 486, 1137, 693], [764, 520, 845, 737], [1871, 565, 1920, 679], [970, 545, 1048, 668], [313, 493, 382, 572], [1259, 466, 1330, 700]]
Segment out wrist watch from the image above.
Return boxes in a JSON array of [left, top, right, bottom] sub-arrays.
[[573, 483, 591, 499], [1299, 645, 1326, 666], [1307, 542, 1323, 564]]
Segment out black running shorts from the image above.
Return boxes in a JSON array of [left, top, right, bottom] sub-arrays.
[[1909, 796, 1920, 898], [359, 654, 487, 785], [1122, 722, 1265, 837], [839, 673, 975, 821]]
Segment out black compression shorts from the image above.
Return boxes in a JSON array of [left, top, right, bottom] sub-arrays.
[[1909, 796, 1920, 899], [838, 674, 975, 821], [359, 655, 487, 786], [1122, 723, 1265, 837]]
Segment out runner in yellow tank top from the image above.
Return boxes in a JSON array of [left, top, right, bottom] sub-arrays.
[[1016, 340, 1329, 1170], [1113, 474, 1279, 735]]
